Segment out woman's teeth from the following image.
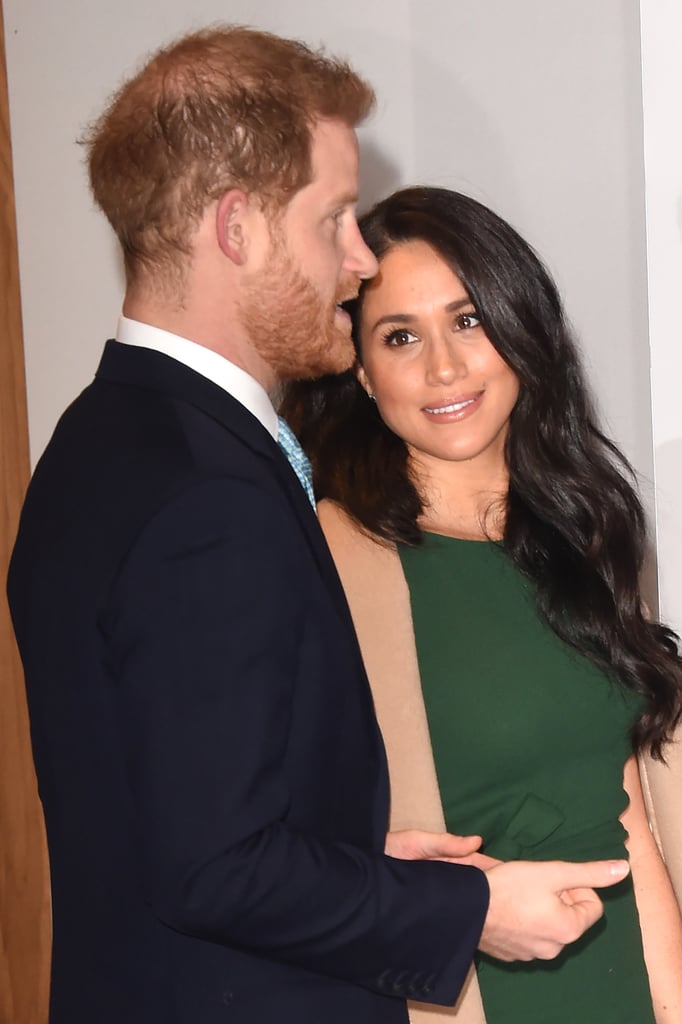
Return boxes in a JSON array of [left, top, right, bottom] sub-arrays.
[[426, 397, 476, 414]]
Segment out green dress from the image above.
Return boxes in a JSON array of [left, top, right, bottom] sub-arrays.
[[399, 534, 655, 1023]]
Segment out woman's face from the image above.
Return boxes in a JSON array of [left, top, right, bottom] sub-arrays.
[[357, 239, 519, 473]]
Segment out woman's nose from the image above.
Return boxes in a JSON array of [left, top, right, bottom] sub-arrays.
[[425, 338, 466, 385]]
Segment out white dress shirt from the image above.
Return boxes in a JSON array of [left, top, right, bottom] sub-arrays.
[[116, 316, 278, 440]]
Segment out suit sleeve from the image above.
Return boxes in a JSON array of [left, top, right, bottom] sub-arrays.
[[101, 476, 489, 1005]]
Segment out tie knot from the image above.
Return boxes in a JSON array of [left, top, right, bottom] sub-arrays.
[[277, 417, 316, 511]]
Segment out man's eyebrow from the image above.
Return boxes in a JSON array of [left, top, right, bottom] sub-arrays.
[[330, 191, 359, 208]]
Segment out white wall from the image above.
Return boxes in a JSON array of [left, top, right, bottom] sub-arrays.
[[640, 0, 682, 633], [4, 2, 652, 522]]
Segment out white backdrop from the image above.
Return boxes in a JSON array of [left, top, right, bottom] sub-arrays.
[[641, 0, 682, 632], [5, 0, 675, 617]]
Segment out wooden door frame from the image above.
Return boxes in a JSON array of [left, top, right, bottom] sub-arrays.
[[0, 2, 51, 1021]]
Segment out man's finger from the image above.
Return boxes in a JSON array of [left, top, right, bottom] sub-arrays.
[[456, 852, 500, 871], [560, 892, 607, 935], [546, 859, 629, 892], [558, 886, 600, 906], [423, 833, 483, 858], [385, 829, 483, 861]]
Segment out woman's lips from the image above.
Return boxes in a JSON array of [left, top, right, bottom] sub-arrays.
[[422, 391, 483, 420]]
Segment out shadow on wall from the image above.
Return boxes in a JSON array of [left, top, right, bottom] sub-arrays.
[[652, 437, 682, 635], [350, 18, 523, 218], [641, 540, 659, 621], [634, 462, 659, 617], [358, 35, 524, 218], [358, 138, 403, 213]]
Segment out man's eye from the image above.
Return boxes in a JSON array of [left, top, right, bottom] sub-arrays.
[[381, 328, 419, 347]]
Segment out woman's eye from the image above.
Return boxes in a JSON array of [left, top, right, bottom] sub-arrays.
[[382, 328, 419, 347], [455, 311, 481, 331]]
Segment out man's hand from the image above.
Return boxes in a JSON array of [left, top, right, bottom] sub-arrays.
[[479, 858, 630, 962], [385, 829, 498, 868]]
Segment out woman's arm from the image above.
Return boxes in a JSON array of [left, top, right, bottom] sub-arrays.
[[621, 754, 682, 1022]]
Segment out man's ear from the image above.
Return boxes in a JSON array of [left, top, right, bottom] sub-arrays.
[[216, 189, 251, 265]]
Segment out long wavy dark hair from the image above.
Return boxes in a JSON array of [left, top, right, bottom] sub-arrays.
[[282, 186, 682, 757]]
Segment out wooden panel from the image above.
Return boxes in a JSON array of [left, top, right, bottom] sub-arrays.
[[0, 2, 51, 1021]]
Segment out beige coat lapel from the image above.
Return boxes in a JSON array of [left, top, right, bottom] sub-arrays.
[[319, 500, 487, 1024], [639, 734, 682, 907]]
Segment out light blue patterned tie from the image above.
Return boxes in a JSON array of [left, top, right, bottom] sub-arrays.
[[277, 416, 316, 511]]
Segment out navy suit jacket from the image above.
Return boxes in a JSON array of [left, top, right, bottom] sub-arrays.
[[8, 341, 489, 1023]]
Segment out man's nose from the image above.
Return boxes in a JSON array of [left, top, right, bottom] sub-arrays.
[[343, 223, 378, 280]]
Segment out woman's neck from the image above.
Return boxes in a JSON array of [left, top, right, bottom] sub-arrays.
[[410, 448, 509, 541]]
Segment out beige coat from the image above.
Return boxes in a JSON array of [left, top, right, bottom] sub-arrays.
[[319, 499, 682, 1024]]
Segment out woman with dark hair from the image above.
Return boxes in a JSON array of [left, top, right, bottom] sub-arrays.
[[282, 187, 682, 1023]]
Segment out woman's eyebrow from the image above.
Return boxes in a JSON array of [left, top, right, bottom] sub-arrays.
[[369, 297, 472, 333]]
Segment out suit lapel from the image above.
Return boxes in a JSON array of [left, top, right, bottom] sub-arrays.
[[95, 341, 357, 629]]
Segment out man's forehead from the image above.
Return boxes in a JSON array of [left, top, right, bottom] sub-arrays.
[[307, 121, 359, 191], [309, 118, 359, 164]]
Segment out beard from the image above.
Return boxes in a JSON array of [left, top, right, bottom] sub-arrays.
[[237, 237, 359, 382]]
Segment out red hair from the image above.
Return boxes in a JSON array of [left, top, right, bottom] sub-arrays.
[[84, 25, 375, 283]]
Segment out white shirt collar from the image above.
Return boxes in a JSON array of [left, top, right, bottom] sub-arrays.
[[116, 316, 278, 440]]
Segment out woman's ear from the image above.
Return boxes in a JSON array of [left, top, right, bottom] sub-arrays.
[[356, 363, 374, 399], [215, 189, 250, 265]]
